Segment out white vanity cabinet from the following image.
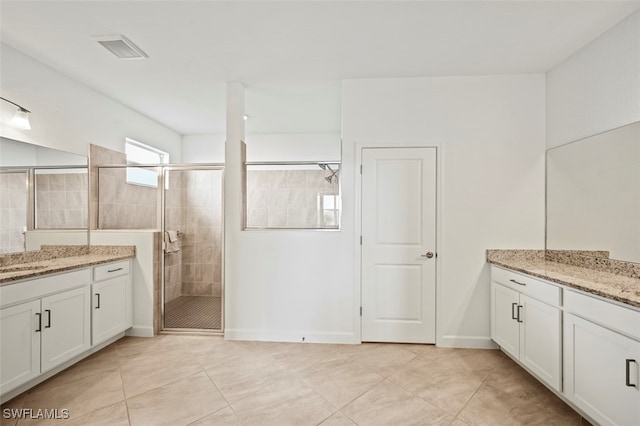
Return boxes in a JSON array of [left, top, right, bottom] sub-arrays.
[[91, 260, 132, 345], [0, 269, 91, 394], [490, 266, 562, 391], [564, 290, 640, 426], [40, 286, 91, 372], [0, 299, 41, 392], [0, 259, 133, 401]]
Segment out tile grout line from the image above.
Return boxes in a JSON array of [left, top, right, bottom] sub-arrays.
[[297, 355, 385, 414], [201, 358, 247, 426], [117, 340, 134, 426], [380, 349, 459, 419], [289, 365, 349, 425], [450, 352, 504, 424]]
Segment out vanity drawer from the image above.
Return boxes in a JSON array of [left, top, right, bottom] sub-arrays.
[[565, 289, 640, 341], [0, 269, 91, 308], [491, 266, 561, 306], [93, 260, 129, 282]]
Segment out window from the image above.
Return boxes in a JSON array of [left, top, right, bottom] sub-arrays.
[[125, 138, 169, 187]]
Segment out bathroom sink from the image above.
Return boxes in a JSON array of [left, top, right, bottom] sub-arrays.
[[0, 265, 48, 273]]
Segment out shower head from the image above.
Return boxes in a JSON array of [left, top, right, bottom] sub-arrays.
[[325, 171, 338, 184], [319, 163, 338, 184]]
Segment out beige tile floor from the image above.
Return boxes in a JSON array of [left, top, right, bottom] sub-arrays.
[[1, 335, 591, 426]]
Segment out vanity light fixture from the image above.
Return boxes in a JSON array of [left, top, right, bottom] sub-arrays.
[[0, 97, 31, 130]]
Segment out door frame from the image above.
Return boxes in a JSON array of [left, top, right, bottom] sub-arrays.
[[159, 164, 226, 333], [354, 141, 443, 345]]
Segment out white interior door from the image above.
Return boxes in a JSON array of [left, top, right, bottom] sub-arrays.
[[361, 147, 437, 343]]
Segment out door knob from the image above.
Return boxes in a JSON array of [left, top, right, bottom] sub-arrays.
[[421, 252, 434, 259]]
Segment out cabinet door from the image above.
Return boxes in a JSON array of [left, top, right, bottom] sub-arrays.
[[564, 313, 640, 426], [92, 276, 128, 346], [519, 295, 562, 391], [491, 282, 520, 358], [40, 286, 91, 372], [0, 300, 41, 393]]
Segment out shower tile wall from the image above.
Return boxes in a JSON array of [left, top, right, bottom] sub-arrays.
[[246, 170, 338, 228], [35, 173, 88, 229], [0, 172, 27, 254], [181, 170, 222, 297], [91, 144, 157, 230]]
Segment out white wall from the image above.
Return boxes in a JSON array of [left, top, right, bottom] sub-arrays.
[[225, 75, 545, 346], [342, 75, 546, 347], [182, 134, 226, 163], [0, 43, 182, 160], [182, 80, 342, 164], [182, 133, 341, 164], [0, 137, 86, 167], [546, 11, 640, 149], [245, 133, 340, 162]]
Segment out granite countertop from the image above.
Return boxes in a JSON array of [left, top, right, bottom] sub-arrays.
[[487, 250, 640, 309], [0, 245, 135, 285]]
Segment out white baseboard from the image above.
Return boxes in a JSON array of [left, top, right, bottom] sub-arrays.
[[224, 329, 359, 345], [126, 325, 154, 337], [440, 335, 498, 349]]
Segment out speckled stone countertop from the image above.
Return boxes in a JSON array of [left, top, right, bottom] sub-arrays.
[[487, 250, 640, 309], [0, 245, 135, 284]]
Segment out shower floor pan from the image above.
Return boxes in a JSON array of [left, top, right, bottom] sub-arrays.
[[164, 295, 221, 330]]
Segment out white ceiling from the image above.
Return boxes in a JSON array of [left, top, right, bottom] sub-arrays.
[[2, 1, 639, 135]]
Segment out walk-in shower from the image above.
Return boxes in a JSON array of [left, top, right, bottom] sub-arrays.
[[96, 162, 224, 333], [162, 167, 224, 331]]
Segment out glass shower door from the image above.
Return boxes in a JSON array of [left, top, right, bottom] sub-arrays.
[[162, 167, 224, 331]]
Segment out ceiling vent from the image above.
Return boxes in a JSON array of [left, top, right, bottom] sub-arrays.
[[93, 35, 148, 59]]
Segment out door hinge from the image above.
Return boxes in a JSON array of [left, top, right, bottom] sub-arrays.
[[360, 236, 362, 245], [360, 164, 362, 174], [360, 306, 362, 316]]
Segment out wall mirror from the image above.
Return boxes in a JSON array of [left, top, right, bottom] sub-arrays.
[[0, 137, 88, 254], [546, 121, 640, 263]]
